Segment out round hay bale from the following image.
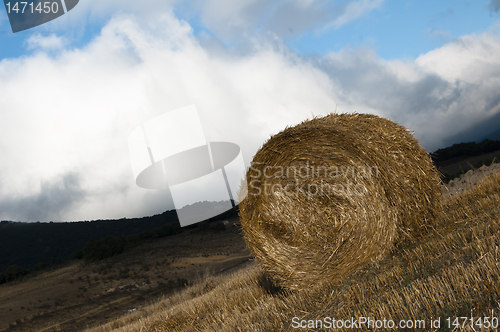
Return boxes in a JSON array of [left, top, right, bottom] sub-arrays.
[[238, 113, 442, 290]]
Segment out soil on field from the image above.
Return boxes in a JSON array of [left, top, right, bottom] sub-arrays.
[[436, 149, 500, 178], [0, 217, 250, 332]]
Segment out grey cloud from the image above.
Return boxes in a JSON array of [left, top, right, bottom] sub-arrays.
[[138, 189, 176, 218], [185, 0, 382, 43], [482, 91, 500, 114], [315, 48, 500, 150], [261, 1, 343, 39], [443, 111, 500, 146], [52, 0, 381, 41], [489, 0, 500, 13], [175, 0, 270, 42], [428, 7, 454, 23], [317, 51, 449, 111], [0, 172, 84, 222]]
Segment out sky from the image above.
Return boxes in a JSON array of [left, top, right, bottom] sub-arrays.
[[0, 0, 500, 222]]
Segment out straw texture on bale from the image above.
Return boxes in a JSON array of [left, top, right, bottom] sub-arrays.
[[238, 113, 442, 290]]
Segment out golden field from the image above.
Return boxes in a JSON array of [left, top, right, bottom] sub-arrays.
[[79, 163, 500, 332]]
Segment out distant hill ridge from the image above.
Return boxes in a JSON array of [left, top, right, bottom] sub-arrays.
[[0, 210, 178, 273], [432, 139, 500, 166]]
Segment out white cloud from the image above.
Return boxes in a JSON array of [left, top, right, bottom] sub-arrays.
[[426, 28, 453, 43], [1, 7, 500, 222], [25, 34, 66, 50], [416, 33, 500, 84], [330, 0, 384, 29], [0, 13, 338, 222]]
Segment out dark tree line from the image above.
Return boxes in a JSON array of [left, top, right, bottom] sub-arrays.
[[432, 139, 500, 165], [0, 204, 238, 284], [0, 210, 179, 272]]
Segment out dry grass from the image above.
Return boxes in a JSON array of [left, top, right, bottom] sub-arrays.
[[82, 163, 500, 331], [239, 113, 442, 290]]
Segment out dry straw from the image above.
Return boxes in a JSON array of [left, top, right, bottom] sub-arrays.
[[238, 113, 442, 290]]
